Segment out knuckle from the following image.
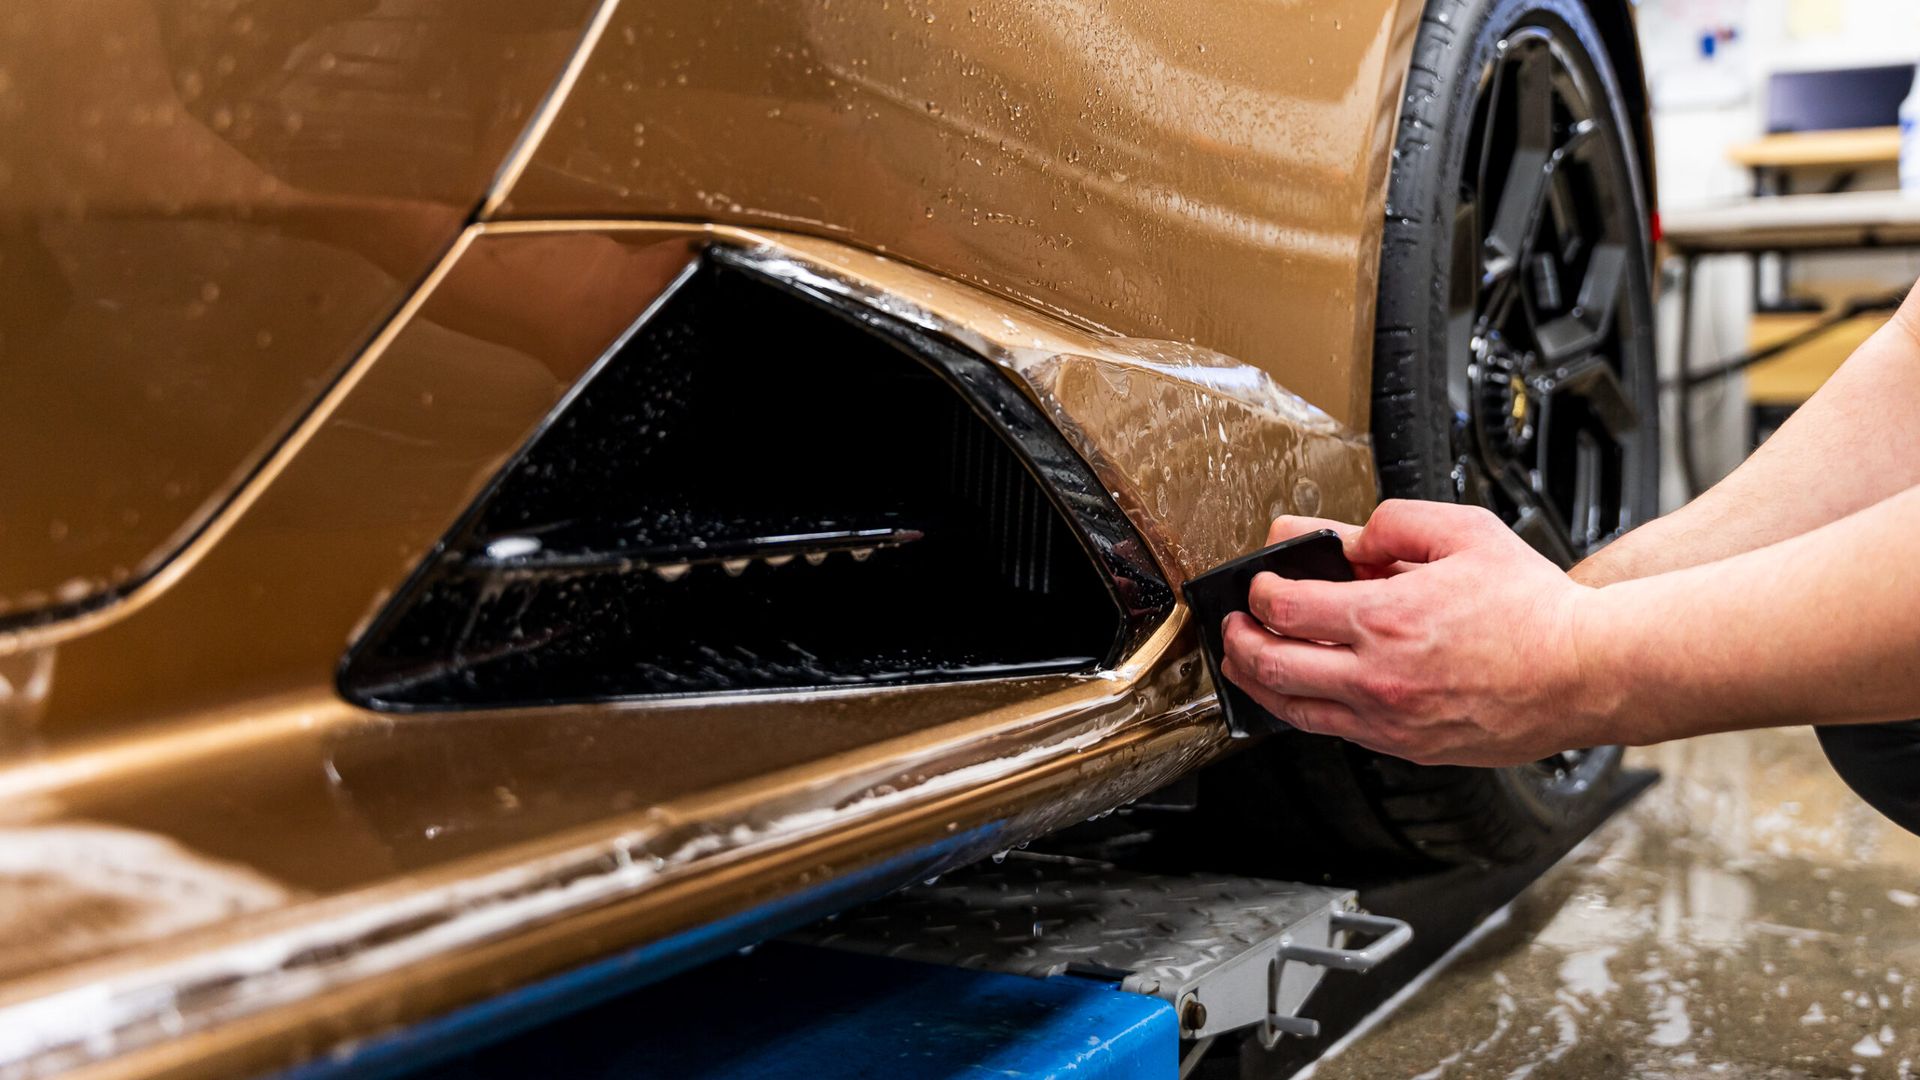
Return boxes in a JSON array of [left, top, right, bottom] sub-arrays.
[[1356, 598, 1407, 637], [1468, 505, 1506, 531], [1365, 674, 1415, 711], [1259, 589, 1296, 634], [1371, 499, 1410, 526]]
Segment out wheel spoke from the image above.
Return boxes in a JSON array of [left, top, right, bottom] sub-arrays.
[[1510, 44, 1558, 153], [1481, 44, 1556, 286], [1567, 428, 1604, 548], [1465, 452, 1578, 567], [1527, 351, 1639, 441], [1544, 178, 1581, 278], [1481, 256, 1521, 334], [1504, 470, 1578, 566], [1548, 120, 1599, 269], [1473, 53, 1511, 197], [1533, 243, 1626, 363], [1454, 454, 1501, 513]]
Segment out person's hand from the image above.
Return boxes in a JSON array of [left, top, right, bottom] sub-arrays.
[[1218, 500, 1618, 766]]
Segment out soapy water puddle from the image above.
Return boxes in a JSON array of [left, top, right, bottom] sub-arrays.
[[1308, 728, 1920, 1079]]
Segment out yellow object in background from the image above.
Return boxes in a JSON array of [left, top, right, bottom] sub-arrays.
[[1785, 0, 1844, 38], [1745, 307, 1889, 405], [1725, 127, 1902, 170]]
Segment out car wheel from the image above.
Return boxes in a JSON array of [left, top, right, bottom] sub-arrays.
[[1315, 0, 1657, 866]]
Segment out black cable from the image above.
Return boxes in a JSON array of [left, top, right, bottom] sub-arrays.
[[1672, 257, 1703, 499], [1669, 279, 1907, 499], [1671, 290, 1906, 390]]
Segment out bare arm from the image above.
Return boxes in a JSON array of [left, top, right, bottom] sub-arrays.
[[1212, 281, 1920, 764], [1581, 481, 1920, 744], [1220, 493, 1920, 766], [1573, 288, 1920, 586]]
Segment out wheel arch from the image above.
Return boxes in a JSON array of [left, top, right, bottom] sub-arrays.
[[1585, 0, 1659, 218]]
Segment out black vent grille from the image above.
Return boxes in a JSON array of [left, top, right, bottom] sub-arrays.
[[340, 247, 1170, 710]]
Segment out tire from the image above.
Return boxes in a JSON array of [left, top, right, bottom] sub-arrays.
[[1179, 736, 1624, 872], [1295, 0, 1657, 866]]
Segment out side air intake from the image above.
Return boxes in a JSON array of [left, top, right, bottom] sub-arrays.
[[339, 246, 1170, 710]]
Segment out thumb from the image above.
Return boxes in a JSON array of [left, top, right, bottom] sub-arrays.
[[1267, 514, 1363, 546], [1348, 499, 1503, 565]]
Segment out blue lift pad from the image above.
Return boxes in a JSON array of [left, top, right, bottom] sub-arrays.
[[409, 941, 1175, 1080]]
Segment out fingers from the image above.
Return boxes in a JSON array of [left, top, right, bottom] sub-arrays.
[[1219, 653, 1364, 737], [1347, 499, 1506, 566], [1221, 612, 1362, 702], [1247, 572, 1368, 644], [1267, 514, 1361, 547]]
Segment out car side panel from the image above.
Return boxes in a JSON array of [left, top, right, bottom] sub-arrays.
[[0, 0, 600, 623], [497, 0, 1426, 431]]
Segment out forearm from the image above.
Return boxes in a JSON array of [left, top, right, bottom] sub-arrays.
[[1574, 297, 1920, 587], [1578, 482, 1920, 745]]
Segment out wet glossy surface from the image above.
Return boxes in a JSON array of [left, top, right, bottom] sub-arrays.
[[501, 0, 1423, 431], [0, 1, 1433, 1070], [1307, 728, 1920, 1079], [0, 0, 597, 621], [0, 227, 1326, 1078], [729, 231, 1380, 579]]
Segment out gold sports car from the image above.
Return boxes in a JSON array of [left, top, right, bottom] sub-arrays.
[[0, 0, 1655, 1074]]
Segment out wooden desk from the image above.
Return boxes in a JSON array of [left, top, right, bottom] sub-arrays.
[[1663, 191, 1920, 253], [1726, 126, 1902, 170], [1723, 127, 1903, 313]]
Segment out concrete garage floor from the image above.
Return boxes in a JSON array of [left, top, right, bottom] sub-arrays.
[[1307, 728, 1920, 1079]]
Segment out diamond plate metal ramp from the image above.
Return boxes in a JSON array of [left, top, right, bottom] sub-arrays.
[[788, 855, 1411, 1044]]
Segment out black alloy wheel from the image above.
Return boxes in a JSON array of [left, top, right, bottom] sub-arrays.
[[1446, 22, 1655, 568]]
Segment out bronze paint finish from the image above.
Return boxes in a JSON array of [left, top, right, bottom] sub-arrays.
[[0, 225, 1366, 1077], [0, 0, 601, 621], [500, 0, 1422, 431], [0, 0, 1431, 1070]]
